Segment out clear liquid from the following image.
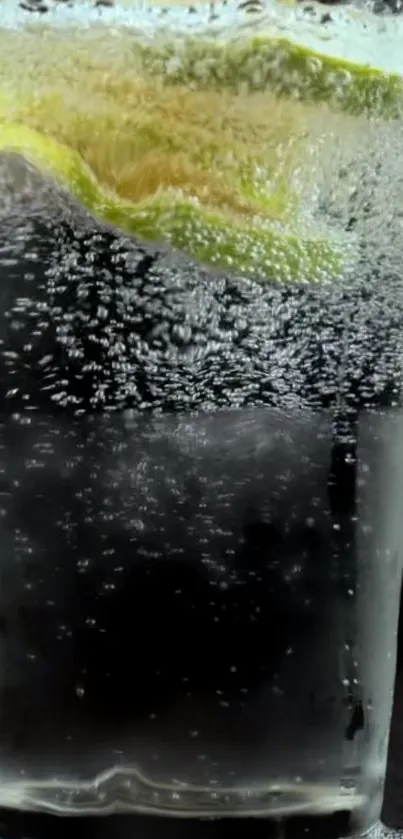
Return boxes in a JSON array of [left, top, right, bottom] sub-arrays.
[[0, 408, 399, 834], [0, 6, 402, 826]]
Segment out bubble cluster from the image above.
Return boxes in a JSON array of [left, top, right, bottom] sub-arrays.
[[0, 151, 402, 418]]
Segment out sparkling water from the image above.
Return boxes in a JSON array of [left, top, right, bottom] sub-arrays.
[[0, 405, 400, 836], [0, 1, 402, 835]]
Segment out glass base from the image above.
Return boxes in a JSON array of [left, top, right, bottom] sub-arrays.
[[0, 812, 399, 839]]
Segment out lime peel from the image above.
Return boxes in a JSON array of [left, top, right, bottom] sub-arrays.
[[139, 34, 403, 118], [0, 121, 344, 284]]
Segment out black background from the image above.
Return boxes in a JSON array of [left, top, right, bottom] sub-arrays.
[[382, 599, 403, 828]]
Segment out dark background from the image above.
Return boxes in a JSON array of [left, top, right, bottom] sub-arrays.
[[381, 590, 403, 828]]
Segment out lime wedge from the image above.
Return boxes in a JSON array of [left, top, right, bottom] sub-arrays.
[[0, 122, 343, 284], [1, 1, 400, 281]]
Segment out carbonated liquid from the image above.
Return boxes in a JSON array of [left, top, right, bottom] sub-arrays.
[[0, 407, 399, 838]]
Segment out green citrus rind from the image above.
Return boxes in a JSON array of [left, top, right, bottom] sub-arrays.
[[139, 34, 403, 118], [0, 121, 346, 284]]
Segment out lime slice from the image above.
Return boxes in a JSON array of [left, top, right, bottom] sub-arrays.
[[0, 121, 344, 284], [0, 0, 400, 281], [1, 0, 402, 114], [138, 32, 403, 119]]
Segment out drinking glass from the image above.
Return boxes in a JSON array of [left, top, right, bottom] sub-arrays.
[[0, 1, 402, 838]]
